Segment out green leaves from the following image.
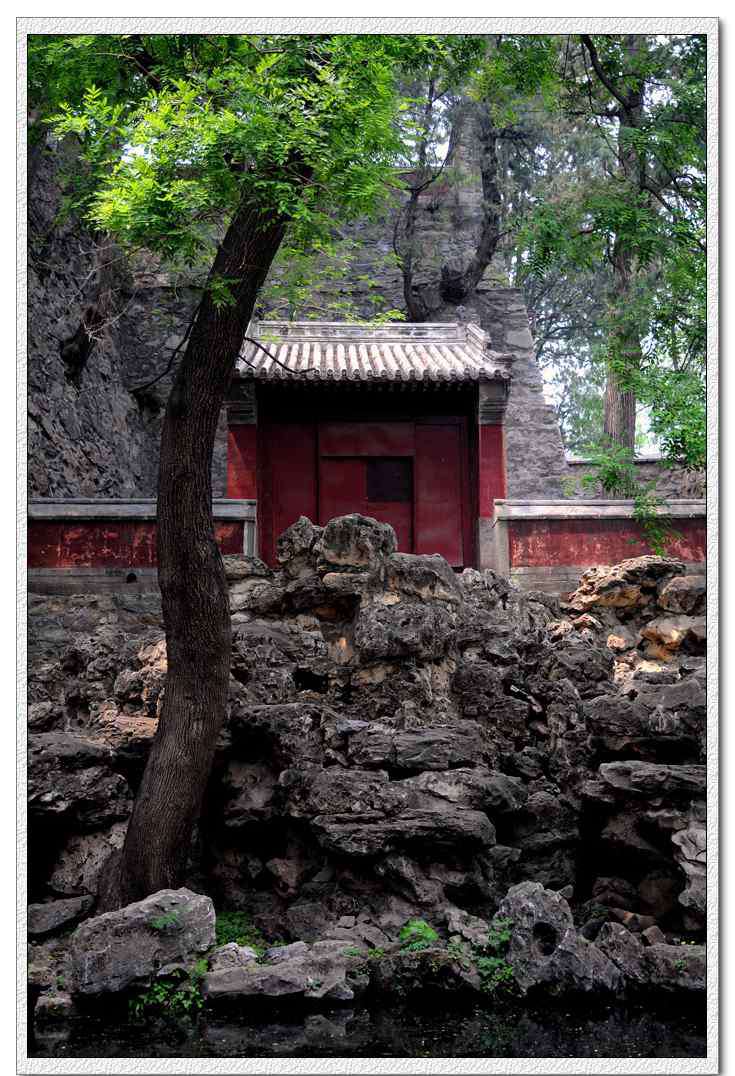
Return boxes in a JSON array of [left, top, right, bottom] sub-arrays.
[[32, 33, 457, 264], [398, 918, 439, 951]]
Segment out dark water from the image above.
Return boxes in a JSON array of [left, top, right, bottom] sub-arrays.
[[32, 1002, 706, 1060]]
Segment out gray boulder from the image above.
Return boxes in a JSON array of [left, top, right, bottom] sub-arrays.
[[71, 888, 215, 995], [370, 947, 481, 996], [203, 938, 364, 1003], [208, 943, 260, 971], [645, 943, 706, 993], [28, 896, 94, 938], [316, 514, 396, 573], [494, 882, 623, 997], [658, 574, 706, 615]]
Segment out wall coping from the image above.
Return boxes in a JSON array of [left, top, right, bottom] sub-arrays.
[[493, 499, 706, 521], [28, 498, 257, 521]]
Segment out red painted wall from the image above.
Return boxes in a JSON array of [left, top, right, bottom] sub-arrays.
[[478, 425, 506, 517], [508, 517, 706, 568], [28, 520, 244, 568], [226, 426, 257, 499]]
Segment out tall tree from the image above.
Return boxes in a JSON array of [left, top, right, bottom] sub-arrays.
[[30, 32, 463, 907], [520, 34, 706, 463], [391, 35, 559, 321]]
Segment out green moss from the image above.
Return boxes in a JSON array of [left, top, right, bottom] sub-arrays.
[[214, 910, 271, 955]]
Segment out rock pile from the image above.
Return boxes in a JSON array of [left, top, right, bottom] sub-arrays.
[[26, 519, 707, 1015]]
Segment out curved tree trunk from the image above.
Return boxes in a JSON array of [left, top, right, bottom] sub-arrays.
[[100, 192, 289, 910]]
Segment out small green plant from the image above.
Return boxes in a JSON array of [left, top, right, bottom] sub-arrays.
[[148, 910, 181, 932], [486, 917, 513, 951], [214, 910, 270, 955], [128, 967, 204, 1023], [473, 917, 515, 996], [366, 947, 385, 960], [560, 475, 579, 498], [398, 918, 439, 952], [342, 946, 364, 957], [674, 958, 687, 972]]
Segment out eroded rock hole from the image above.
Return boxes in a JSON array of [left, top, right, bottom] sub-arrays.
[[533, 921, 559, 956], [294, 667, 329, 693]]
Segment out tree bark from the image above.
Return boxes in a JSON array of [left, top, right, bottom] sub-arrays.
[[582, 34, 646, 452], [100, 189, 289, 910], [398, 99, 503, 321]]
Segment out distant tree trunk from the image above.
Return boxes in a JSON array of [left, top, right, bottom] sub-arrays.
[[100, 189, 290, 910], [603, 361, 637, 450], [582, 33, 646, 453]]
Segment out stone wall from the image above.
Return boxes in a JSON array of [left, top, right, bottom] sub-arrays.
[[565, 458, 706, 501], [27, 138, 228, 499]]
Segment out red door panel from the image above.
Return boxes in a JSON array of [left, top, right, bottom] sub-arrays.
[[319, 422, 414, 457], [366, 500, 413, 553], [319, 457, 367, 524], [414, 424, 463, 566], [260, 422, 317, 565]]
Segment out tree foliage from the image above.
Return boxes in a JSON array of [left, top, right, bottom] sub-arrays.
[[516, 33, 706, 470]]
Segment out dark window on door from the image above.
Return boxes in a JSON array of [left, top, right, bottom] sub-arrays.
[[366, 458, 412, 502]]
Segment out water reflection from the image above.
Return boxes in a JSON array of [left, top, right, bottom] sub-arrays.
[[32, 1002, 706, 1060]]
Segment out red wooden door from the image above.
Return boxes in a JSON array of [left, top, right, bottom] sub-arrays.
[[259, 422, 317, 566], [318, 456, 413, 553], [414, 424, 464, 566]]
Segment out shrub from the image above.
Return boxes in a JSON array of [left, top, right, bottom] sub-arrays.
[[398, 918, 439, 952]]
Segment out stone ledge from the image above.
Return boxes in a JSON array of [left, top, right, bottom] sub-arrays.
[[494, 499, 705, 521], [29, 498, 257, 521]]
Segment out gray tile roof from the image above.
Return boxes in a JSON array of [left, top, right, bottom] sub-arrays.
[[236, 322, 512, 384]]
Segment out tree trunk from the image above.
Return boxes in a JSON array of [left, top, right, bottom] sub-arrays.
[[401, 100, 503, 321], [603, 361, 637, 450], [583, 34, 646, 454], [100, 191, 289, 910]]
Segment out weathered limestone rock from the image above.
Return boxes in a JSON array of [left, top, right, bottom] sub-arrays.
[[566, 557, 686, 613], [208, 943, 260, 972], [27, 527, 707, 955], [644, 942, 706, 993], [641, 616, 706, 658], [398, 767, 527, 816], [276, 517, 324, 578], [346, 722, 485, 772], [598, 761, 705, 799], [203, 939, 364, 1003], [370, 947, 481, 997], [671, 811, 707, 931], [353, 601, 455, 662], [383, 553, 463, 605], [71, 888, 215, 995], [658, 574, 706, 615], [48, 823, 127, 898], [28, 734, 133, 829], [594, 922, 650, 986], [493, 882, 623, 997], [312, 804, 495, 859], [28, 896, 94, 938], [316, 514, 396, 572]]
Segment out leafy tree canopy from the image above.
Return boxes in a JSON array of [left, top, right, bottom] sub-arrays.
[[30, 34, 480, 273]]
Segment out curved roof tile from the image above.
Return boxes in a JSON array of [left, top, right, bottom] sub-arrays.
[[237, 321, 512, 384]]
